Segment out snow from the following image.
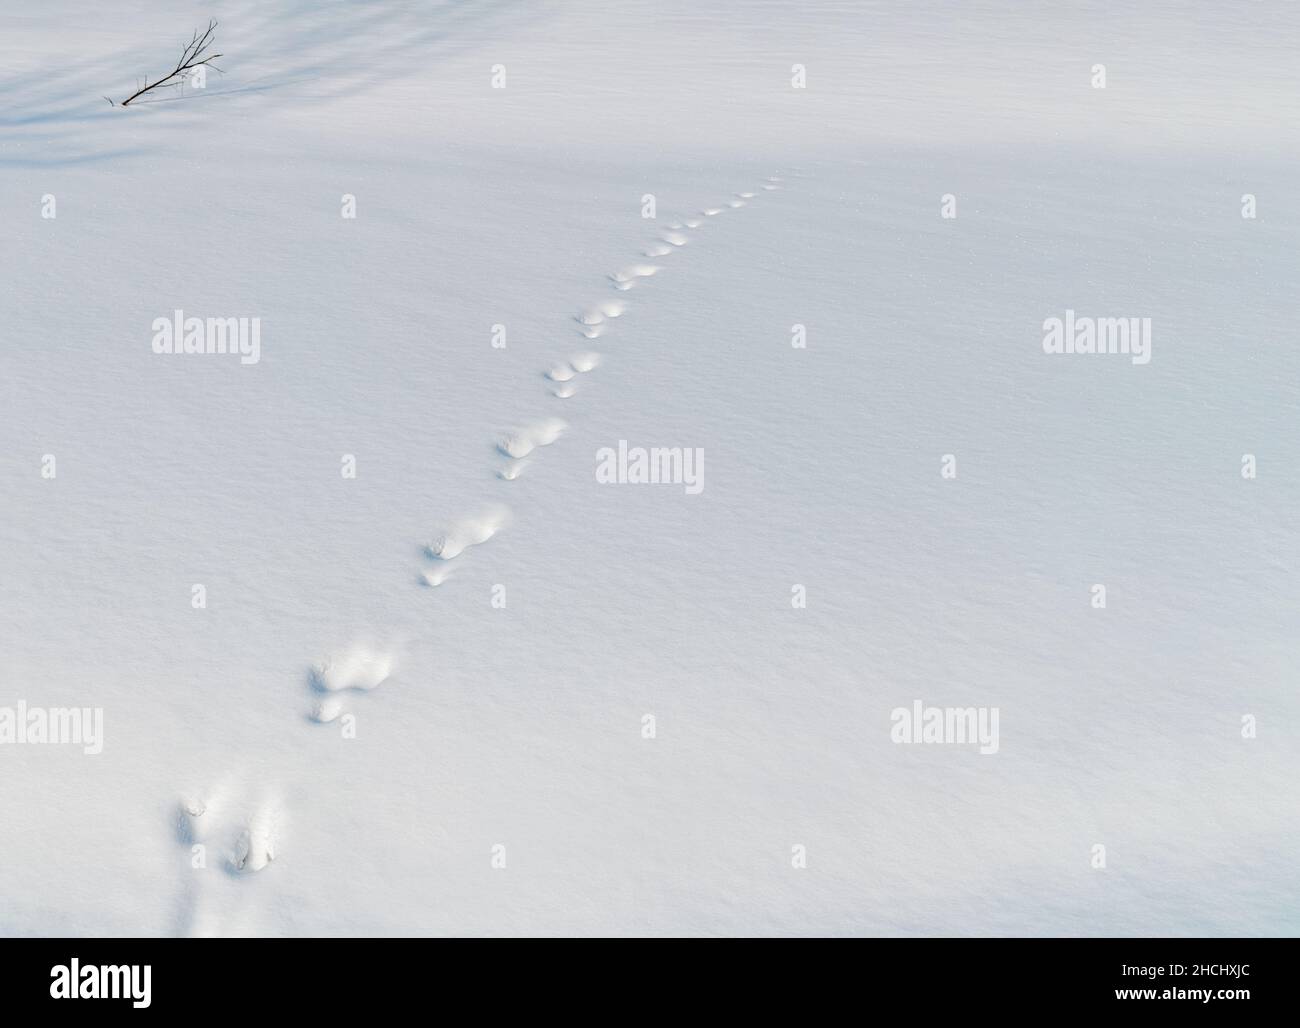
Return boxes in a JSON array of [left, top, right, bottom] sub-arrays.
[[1, 0, 1298, 936]]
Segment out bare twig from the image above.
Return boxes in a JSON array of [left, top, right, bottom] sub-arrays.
[[119, 20, 223, 107]]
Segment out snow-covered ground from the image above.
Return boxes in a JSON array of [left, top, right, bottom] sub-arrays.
[[1, 1, 1297, 936]]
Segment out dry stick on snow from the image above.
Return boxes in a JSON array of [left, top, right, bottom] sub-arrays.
[[116, 20, 223, 107]]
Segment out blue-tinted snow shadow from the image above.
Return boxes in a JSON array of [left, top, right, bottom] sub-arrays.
[[0, 0, 544, 169]]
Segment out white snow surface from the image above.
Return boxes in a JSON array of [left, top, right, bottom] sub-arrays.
[[1, 1, 1298, 935]]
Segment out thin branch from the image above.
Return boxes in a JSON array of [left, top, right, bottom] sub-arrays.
[[119, 20, 223, 107]]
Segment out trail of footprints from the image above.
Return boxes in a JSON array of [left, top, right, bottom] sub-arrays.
[[416, 173, 780, 583], [172, 175, 783, 917]]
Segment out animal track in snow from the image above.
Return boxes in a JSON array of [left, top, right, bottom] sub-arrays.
[[175, 787, 280, 877], [178, 794, 213, 845], [576, 299, 626, 326], [545, 351, 601, 380], [568, 351, 601, 373], [240, 172, 789, 931], [310, 694, 347, 722], [171, 781, 286, 937], [306, 640, 399, 723], [427, 503, 511, 559], [246, 174, 790, 932], [609, 264, 661, 290], [419, 563, 454, 587], [311, 645, 393, 692], [575, 299, 625, 336], [546, 351, 600, 399], [497, 458, 530, 480], [232, 802, 279, 874], [497, 417, 566, 459]]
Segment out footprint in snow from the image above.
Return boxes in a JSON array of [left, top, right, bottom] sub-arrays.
[[575, 299, 625, 337], [609, 264, 661, 290], [569, 351, 601, 373], [306, 642, 395, 722], [427, 503, 511, 558], [577, 299, 626, 325], [545, 351, 600, 401], [175, 787, 280, 877], [545, 351, 600, 382], [311, 645, 393, 692], [497, 417, 566, 460]]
